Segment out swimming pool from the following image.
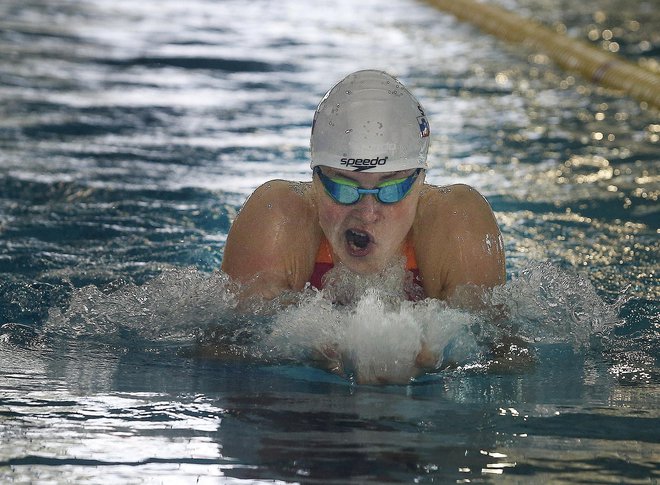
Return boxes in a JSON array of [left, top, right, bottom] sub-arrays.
[[0, 0, 657, 482]]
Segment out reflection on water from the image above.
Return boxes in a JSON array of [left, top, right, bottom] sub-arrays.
[[0, 0, 658, 482]]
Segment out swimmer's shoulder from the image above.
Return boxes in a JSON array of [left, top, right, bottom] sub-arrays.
[[414, 183, 498, 257], [244, 179, 316, 221], [244, 179, 321, 254], [224, 179, 320, 292], [417, 183, 493, 226], [414, 184, 503, 299]]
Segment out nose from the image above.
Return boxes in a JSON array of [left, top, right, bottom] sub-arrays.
[[353, 194, 381, 223]]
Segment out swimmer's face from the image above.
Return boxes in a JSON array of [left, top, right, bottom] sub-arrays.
[[313, 167, 424, 274]]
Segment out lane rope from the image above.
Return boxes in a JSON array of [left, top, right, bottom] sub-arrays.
[[425, 0, 660, 109]]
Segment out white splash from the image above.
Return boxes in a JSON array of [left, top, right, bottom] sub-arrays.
[[265, 287, 478, 384], [488, 262, 621, 348], [262, 261, 479, 384], [44, 267, 239, 343], [42, 261, 621, 385]]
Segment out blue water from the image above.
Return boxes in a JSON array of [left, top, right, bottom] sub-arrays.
[[0, 0, 658, 482]]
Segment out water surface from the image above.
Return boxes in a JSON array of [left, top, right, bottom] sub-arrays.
[[0, 0, 658, 482]]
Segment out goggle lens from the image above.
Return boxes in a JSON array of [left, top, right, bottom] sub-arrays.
[[315, 167, 422, 205]]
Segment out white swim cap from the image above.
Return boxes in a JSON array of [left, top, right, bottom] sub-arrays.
[[310, 70, 430, 173]]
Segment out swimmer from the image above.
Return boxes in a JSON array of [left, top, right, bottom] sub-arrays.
[[220, 70, 506, 378], [222, 69, 505, 306]]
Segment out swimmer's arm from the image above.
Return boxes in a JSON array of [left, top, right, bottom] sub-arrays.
[[221, 180, 317, 300], [417, 184, 506, 307], [414, 186, 508, 373]]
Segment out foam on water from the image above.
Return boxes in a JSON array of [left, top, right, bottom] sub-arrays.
[[265, 289, 480, 384], [262, 261, 481, 384], [489, 261, 622, 347], [32, 260, 623, 385], [43, 268, 240, 345]]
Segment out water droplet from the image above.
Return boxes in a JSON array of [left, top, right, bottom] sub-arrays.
[[485, 234, 493, 254]]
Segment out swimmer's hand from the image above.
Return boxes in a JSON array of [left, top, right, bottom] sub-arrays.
[[310, 344, 345, 377], [414, 341, 439, 370], [311, 341, 442, 384]]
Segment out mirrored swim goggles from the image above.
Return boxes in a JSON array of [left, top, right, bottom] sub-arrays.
[[314, 167, 423, 205]]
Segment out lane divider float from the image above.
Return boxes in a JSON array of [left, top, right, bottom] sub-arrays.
[[425, 0, 660, 109]]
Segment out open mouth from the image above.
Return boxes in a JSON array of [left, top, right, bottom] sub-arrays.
[[345, 229, 372, 254]]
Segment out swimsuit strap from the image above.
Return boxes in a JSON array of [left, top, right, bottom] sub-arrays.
[[315, 235, 334, 265], [403, 237, 418, 271]]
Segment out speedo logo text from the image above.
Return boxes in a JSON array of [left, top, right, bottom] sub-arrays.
[[340, 156, 388, 168]]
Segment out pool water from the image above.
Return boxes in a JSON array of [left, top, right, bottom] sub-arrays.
[[0, 0, 658, 483]]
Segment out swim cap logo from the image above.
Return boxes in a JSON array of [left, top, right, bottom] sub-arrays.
[[417, 116, 430, 138], [340, 157, 388, 171]]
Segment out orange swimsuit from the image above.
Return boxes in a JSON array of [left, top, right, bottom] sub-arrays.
[[308, 236, 422, 298]]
